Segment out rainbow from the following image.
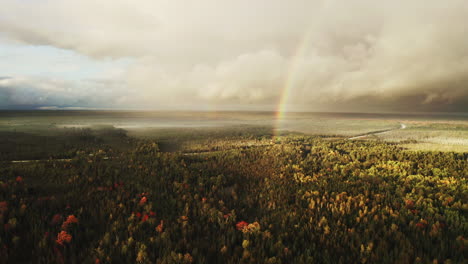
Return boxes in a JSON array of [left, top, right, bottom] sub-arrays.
[[274, 30, 313, 137]]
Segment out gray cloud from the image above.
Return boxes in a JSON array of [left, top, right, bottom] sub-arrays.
[[0, 76, 129, 109], [0, 0, 467, 112]]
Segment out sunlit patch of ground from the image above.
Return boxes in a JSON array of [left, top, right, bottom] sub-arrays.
[[400, 143, 468, 153], [280, 118, 400, 136], [1, 111, 468, 152], [374, 121, 468, 152]]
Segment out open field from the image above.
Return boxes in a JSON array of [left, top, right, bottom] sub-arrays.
[[0, 111, 467, 263], [370, 121, 468, 153], [1, 110, 468, 152]]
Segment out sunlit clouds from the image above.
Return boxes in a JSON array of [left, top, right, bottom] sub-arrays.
[[0, 0, 467, 112]]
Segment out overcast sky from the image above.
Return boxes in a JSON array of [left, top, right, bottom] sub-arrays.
[[0, 0, 467, 112]]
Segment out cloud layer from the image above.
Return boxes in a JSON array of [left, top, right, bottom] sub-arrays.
[[0, 0, 467, 112]]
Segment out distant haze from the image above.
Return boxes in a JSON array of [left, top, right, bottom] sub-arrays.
[[0, 0, 467, 112]]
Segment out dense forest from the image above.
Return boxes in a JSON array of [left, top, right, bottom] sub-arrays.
[[0, 128, 466, 263]]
